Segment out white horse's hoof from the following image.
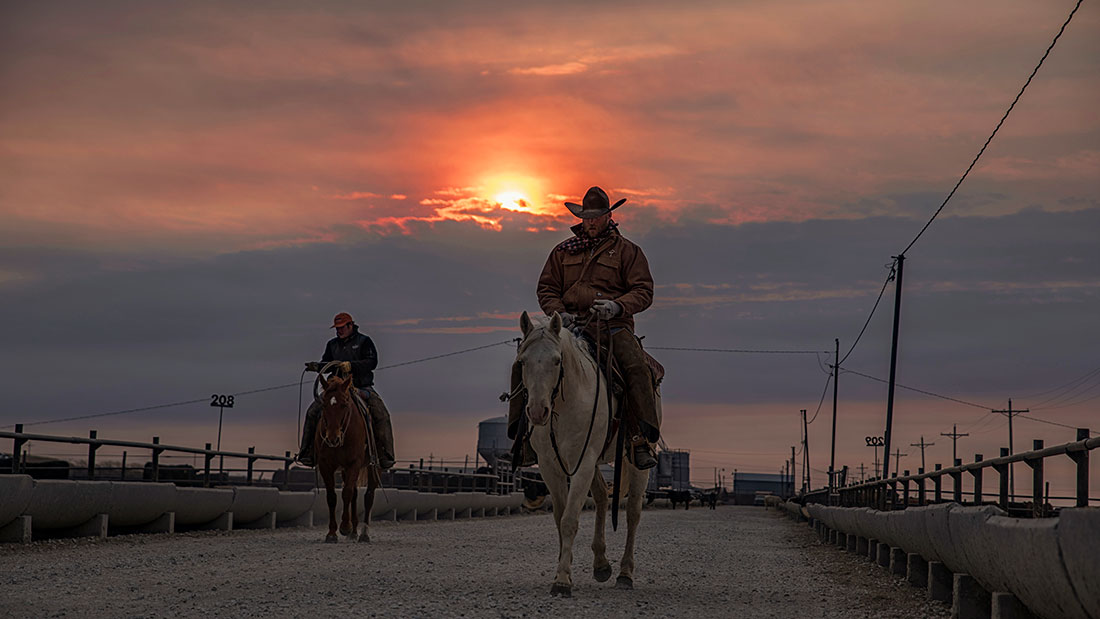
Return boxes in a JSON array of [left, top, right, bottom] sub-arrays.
[[549, 583, 572, 597], [615, 576, 633, 590], [594, 564, 612, 582]]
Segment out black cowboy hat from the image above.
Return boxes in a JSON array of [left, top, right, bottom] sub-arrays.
[[564, 186, 626, 219]]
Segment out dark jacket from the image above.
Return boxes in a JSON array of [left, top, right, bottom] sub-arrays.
[[536, 225, 654, 333], [320, 327, 378, 388]]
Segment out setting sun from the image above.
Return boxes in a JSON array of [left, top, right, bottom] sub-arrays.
[[494, 190, 530, 212], [481, 173, 558, 217]]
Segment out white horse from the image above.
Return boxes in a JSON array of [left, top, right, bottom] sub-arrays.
[[517, 311, 655, 597]]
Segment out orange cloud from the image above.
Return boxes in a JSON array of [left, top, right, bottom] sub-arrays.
[[508, 62, 588, 76]]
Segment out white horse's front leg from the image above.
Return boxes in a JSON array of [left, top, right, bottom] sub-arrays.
[[590, 470, 612, 583], [551, 469, 595, 597], [617, 467, 650, 589]]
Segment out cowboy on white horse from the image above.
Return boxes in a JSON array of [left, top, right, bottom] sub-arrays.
[[507, 186, 661, 470]]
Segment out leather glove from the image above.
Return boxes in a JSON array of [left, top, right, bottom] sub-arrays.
[[304, 361, 322, 372], [559, 312, 576, 328], [592, 299, 622, 320]]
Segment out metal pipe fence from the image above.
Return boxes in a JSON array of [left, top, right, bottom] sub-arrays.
[[2, 424, 294, 488], [804, 428, 1097, 517], [1, 425, 518, 494]]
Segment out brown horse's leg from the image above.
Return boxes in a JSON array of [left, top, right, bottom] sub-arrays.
[[320, 465, 338, 543], [590, 469, 612, 582], [360, 469, 376, 543], [341, 466, 359, 538]]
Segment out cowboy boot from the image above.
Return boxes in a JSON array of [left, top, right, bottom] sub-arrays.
[[508, 419, 537, 469], [367, 390, 396, 470], [297, 401, 321, 467], [612, 330, 662, 441], [631, 435, 658, 470]]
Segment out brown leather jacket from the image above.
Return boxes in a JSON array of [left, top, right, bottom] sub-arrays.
[[536, 225, 654, 332]]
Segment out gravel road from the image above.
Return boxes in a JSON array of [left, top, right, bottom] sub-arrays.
[[2, 505, 949, 618]]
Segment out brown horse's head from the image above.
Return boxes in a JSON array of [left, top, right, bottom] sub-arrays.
[[318, 373, 356, 448]]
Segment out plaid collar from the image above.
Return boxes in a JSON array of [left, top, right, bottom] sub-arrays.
[[557, 221, 619, 255]]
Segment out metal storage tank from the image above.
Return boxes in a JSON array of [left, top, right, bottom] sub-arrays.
[[667, 449, 690, 491], [477, 416, 510, 469]]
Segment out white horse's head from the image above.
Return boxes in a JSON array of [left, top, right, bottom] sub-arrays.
[[518, 310, 564, 427]]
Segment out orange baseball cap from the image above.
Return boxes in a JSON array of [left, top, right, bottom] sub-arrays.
[[331, 312, 354, 328]]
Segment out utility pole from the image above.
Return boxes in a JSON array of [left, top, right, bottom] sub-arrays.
[[791, 446, 796, 496], [991, 399, 1029, 500], [829, 338, 839, 496], [893, 448, 908, 474], [882, 255, 905, 479], [910, 436, 935, 471], [801, 409, 810, 492], [940, 424, 969, 465], [858, 462, 867, 483], [873, 446, 880, 478]]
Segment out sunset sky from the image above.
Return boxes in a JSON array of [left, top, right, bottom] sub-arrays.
[[1, 1, 1097, 491]]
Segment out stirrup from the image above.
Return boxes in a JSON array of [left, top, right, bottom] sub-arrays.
[[296, 452, 315, 467], [631, 442, 657, 470]]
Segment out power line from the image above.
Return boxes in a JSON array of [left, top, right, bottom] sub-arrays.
[[1018, 365, 1100, 402], [647, 346, 828, 354], [1016, 415, 1094, 436], [838, 261, 896, 366], [3, 338, 519, 429], [1029, 373, 1100, 409], [840, 368, 989, 409], [375, 339, 517, 370], [807, 372, 832, 424], [898, 0, 1084, 256], [1033, 389, 1100, 411]]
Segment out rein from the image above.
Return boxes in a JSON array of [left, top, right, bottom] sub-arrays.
[[547, 313, 612, 479], [315, 361, 356, 449], [318, 396, 353, 448]]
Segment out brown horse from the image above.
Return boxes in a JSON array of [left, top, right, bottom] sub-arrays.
[[315, 371, 379, 543]]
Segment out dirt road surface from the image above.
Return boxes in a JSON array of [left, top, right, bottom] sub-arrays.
[[2, 505, 949, 618]]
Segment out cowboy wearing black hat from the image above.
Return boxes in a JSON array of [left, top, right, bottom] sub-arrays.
[[507, 186, 661, 469]]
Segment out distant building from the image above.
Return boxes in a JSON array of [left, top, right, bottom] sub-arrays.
[[732, 471, 793, 505]]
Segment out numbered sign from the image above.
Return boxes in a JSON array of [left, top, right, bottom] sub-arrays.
[[865, 436, 884, 447], [210, 394, 235, 408]]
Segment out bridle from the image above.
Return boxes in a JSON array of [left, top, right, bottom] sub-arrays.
[[540, 312, 614, 479], [318, 392, 354, 448]]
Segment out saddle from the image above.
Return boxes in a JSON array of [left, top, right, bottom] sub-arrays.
[[575, 332, 664, 455]]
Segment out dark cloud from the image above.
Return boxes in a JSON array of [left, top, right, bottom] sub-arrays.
[[1, 207, 1096, 436]]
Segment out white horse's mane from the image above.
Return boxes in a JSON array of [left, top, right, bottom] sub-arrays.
[[520, 314, 595, 367]]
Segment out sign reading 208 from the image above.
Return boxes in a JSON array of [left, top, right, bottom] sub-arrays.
[[210, 394, 235, 408]]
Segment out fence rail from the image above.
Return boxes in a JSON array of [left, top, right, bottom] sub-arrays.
[[1, 425, 518, 494], [2, 424, 294, 488], [806, 428, 1096, 517]]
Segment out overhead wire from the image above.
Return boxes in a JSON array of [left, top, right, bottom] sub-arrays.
[[807, 371, 833, 424], [838, 262, 896, 366], [840, 368, 990, 409], [835, 0, 1083, 380], [647, 346, 828, 354], [1018, 365, 1100, 402], [898, 0, 1084, 256], [3, 338, 519, 429], [1017, 415, 1094, 436]]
